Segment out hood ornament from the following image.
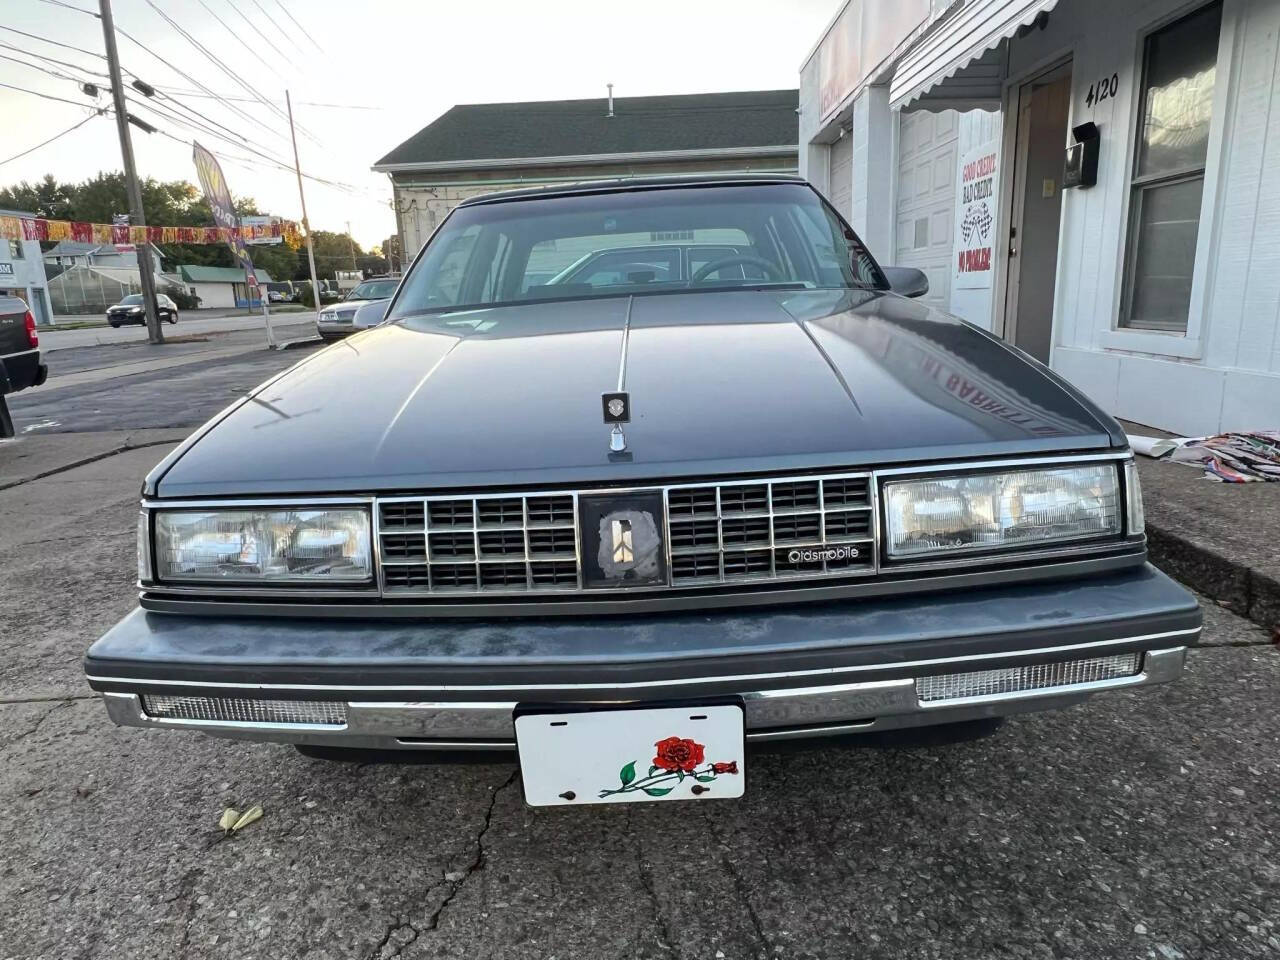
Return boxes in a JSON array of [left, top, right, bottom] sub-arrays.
[[602, 391, 630, 451], [603, 296, 634, 454]]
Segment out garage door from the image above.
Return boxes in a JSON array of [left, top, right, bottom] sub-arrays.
[[828, 133, 853, 223], [894, 110, 957, 312]]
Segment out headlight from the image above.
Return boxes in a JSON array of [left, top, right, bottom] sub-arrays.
[[153, 508, 372, 582], [884, 464, 1121, 559], [129, 306, 143, 314]]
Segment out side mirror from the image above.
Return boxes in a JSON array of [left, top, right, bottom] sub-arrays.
[[355, 299, 390, 327], [881, 266, 929, 299]]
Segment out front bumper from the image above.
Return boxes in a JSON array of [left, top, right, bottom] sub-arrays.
[[85, 565, 1201, 750]]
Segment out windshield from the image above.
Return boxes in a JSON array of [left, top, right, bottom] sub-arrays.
[[388, 183, 886, 318], [119, 295, 144, 305], [346, 280, 398, 300]]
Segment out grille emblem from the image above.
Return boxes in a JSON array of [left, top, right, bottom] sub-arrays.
[[580, 492, 666, 589], [610, 518, 634, 564]]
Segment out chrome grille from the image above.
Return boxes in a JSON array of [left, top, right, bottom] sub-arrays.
[[915, 653, 1142, 703], [141, 695, 347, 726], [665, 473, 876, 585], [378, 493, 581, 594]]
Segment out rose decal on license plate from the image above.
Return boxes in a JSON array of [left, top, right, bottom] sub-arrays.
[[598, 736, 739, 799]]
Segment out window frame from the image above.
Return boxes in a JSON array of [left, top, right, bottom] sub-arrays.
[[1103, 0, 1236, 357]]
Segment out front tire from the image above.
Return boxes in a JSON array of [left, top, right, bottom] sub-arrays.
[[109, 321, 119, 328]]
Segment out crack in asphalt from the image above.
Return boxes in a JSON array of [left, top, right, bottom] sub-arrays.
[[166, 866, 204, 960], [0, 435, 182, 492], [0, 699, 73, 753], [629, 808, 679, 957], [0, 694, 97, 705], [704, 810, 772, 960], [367, 768, 519, 960]]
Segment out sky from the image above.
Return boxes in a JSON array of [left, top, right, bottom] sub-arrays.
[[0, 0, 838, 249]]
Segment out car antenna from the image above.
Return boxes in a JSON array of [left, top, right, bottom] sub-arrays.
[[601, 295, 633, 453]]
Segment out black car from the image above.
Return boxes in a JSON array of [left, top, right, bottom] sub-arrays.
[[107, 293, 179, 327], [86, 176, 1199, 807], [0, 295, 47, 437]]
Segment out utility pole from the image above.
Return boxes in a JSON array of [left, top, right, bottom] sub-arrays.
[[99, 0, 162, 345], [345, 220, 357, 272], [286, 90, 322, 321]]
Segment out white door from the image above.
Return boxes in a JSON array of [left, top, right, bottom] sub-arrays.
[[894, 109, 958, 311], [828, 133, 853, 223]]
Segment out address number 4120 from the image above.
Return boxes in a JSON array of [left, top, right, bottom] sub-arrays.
[[1085, 73, 1119, 108]]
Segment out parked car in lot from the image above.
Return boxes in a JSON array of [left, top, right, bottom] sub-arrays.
[[86, 176, 1200, 807], [0, 295, 47, 437], [315, 277, 400, 340], [106, 293, 179, 327]]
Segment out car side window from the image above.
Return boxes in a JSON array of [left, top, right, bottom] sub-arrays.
[[419, 225, 482, 305]]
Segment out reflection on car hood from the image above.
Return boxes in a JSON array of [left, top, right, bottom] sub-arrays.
[[154, 289, 1121, 496]]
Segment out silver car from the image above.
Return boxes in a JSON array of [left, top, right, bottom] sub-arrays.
[[315, 278, 399, 340]]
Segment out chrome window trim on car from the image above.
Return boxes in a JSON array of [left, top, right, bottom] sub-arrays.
[[137, 451, 1138, 605]]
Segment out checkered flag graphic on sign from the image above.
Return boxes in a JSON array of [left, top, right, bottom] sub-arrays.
[[961, 201, 993, 245]]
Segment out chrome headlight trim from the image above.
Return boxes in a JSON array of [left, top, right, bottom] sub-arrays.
[[150, 502, 373, 586]]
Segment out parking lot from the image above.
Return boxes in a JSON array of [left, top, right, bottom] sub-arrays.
[[1, 343, 1278, 960]]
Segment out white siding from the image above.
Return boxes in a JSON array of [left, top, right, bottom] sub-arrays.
[[894, 109, 957, 312], [829, 133, 853, 221], [1003, 0, 1280, 433]]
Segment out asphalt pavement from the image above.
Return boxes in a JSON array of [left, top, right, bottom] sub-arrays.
[[0, 430, 1277, 959], [2, 350, 1279, 959], [42, 308, 315, 350], [7, 321, 322, 435]]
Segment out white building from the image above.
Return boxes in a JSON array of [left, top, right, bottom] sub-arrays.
[[43, 241, 164, 274], [178, 265, 273, 309], [373, 90, 800, 262], [0, 210, 52, 325], [800, 0, 1280, 435]]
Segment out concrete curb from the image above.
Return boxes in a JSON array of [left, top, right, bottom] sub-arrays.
[[274, 336, 324, 351], [1147, 523, 1280, 633]]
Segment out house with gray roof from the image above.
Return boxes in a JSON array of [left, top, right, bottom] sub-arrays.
[[371, 89, 799, 260]]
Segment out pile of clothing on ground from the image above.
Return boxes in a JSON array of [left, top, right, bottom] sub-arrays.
[[1128, 430, 1280, 482]]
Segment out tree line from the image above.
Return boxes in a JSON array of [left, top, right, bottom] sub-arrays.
[[0, 172, 397, 282]]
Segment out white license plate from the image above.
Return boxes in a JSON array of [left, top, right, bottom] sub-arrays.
[[515, 704, 745, 807]]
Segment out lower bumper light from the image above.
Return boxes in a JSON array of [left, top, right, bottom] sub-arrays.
[[141, 694, 347, 726], [915, 653, 1142, 703]]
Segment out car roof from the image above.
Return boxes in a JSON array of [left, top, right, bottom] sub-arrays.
[[456, 173, 808, 207]]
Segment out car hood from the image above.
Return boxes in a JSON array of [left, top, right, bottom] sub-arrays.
[[153, 289, 1122, 496]]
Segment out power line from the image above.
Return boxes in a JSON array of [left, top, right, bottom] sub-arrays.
[[0, 110, 104, 167], [0, 78, 98, 108], [35, 0, 99, 15], [0, 40, 111, 79], [272, 0, 322, 53], [151, 86, 380, 110], [245, 0, 309, 61], [194, 0, 291, 82], [0, 24, 105, 61], [112, 21, 295, 147], [142, 0, 317, 143]]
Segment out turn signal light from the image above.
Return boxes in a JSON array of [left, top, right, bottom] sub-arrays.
[[24, 310, 37, 348]]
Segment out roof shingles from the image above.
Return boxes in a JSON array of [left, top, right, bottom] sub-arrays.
[[374, 89, 798, 169]]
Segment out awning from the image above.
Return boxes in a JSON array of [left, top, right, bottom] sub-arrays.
[[890, 0, 1061, 112]]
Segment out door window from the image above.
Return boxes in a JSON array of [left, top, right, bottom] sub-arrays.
[[1119, 1, 1222, 332]]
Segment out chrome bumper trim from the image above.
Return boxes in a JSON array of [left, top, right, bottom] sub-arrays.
[[98, 646, 1187, 748], [86, 627, 1198, 694]]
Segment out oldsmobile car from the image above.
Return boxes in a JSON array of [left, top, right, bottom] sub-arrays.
[[85, 176, 1201, 807]]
